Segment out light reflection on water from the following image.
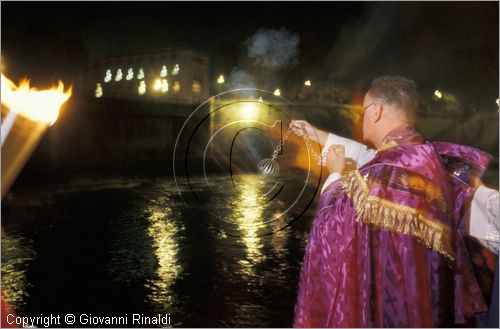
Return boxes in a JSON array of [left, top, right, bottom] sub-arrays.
[[144, 198, 182, 312], [0, 232, 35, 310], [233, 175, 266, 274], [228, 175, 293, 281], [1, 174, 315, 327]]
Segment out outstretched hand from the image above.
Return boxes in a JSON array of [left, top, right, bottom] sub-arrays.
[[326, 144, 345, 174], [289, 120, 330, 146], [289, 120, 316, 140]]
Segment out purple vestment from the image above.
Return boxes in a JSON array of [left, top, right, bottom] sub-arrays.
[[294, 126, 491, 327]]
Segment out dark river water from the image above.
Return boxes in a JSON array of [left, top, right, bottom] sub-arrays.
[[1, 173, 319, 327]]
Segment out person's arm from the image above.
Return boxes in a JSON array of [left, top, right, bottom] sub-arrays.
[[289, 120, 376, 193], [321, 133, 376, 168], [469, 185, 499, 254], [320, 145, 345, 194], [289, 120, 376, 167], [319, 134, 377, 193], [321, 172, 341, 194], [289, 120, 329, 146]]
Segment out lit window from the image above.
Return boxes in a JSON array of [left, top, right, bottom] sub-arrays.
[[95, 83, 103, 98], [172, 64, 180, 75], [191, 80, 201, 94], [434, 89, 442, 99], [137, 68, 145, 80], [115, 69, 123, 81], [126, 68, 134, 80], [161, 79, 168, 93], [138, 81, 146, 95], [160, 65, 168, 78], [153, 78, 162, 91], [104, 69, 112, 83], [173, 81, 181, 93]]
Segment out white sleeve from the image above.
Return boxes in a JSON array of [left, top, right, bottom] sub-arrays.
[[321, 133, 376, 168], [321, 173, 341, 194], [469, 185, 499, 254]]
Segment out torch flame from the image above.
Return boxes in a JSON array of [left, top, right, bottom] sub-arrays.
[[1, 74, 72, 125]]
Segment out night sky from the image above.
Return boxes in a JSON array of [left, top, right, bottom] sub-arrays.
[[1, 1, 498, 109]]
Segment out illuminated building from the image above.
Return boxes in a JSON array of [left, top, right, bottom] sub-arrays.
[[91, 48, 210, 104], [290, 78, 346, 105]]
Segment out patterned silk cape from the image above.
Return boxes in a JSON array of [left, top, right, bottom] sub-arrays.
[[294, 139, 491, 327]]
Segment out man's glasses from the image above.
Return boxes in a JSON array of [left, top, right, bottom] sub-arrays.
[[350, 103, 377, 125], [362, 103, 376, 111]]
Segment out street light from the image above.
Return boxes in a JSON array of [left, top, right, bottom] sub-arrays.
[[273, 89, 281, 96], [217, 75, 225, 84], [434, 89, 442, 99], [304, 80, 311, 87]]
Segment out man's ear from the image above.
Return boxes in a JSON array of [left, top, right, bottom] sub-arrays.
[[372, 103, 383, 122]]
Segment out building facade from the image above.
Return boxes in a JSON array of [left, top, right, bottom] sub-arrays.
[[91, 48, 210, 105]]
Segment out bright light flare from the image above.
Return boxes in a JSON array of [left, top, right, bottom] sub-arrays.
[[241, 104, 257, 120], [217, 75, 225, 84], [496, 98, 499, 106], [434, 89, 442, 99], [1, 73, 72, 198], [304, 80, 311, 87], [273, 88, 281, 96], [1, 74, 72, 125]]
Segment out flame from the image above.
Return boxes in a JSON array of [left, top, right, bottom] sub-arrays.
[[1, 74, 72, 125]]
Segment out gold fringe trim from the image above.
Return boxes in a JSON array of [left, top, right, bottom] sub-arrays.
[[341, 170, 455, 261]]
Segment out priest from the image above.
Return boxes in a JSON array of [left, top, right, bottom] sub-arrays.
[[292, 76, 491, 327]]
